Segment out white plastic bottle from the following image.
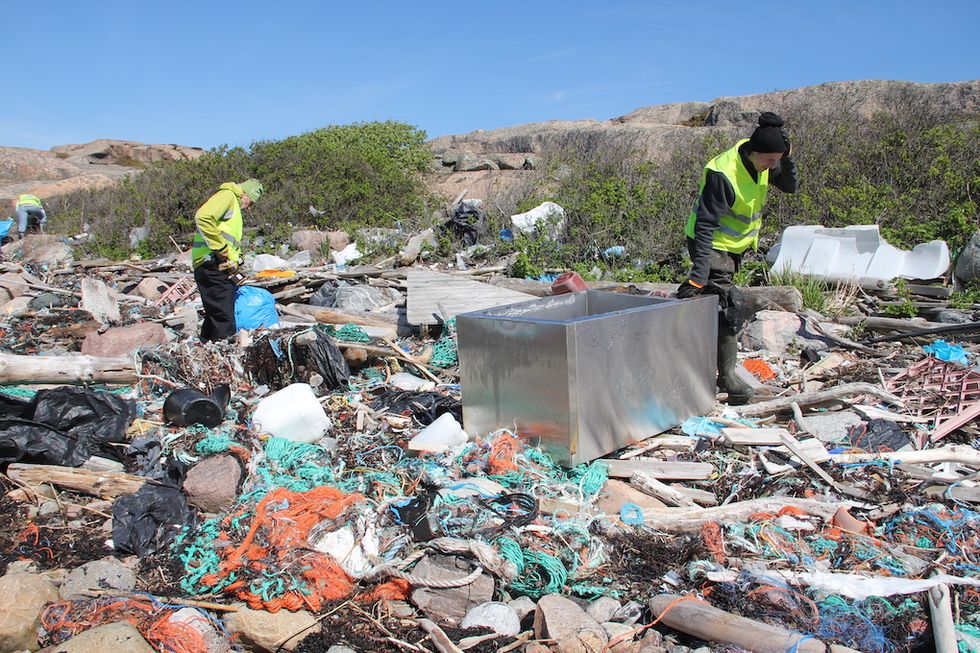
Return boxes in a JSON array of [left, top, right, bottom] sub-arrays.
[[251, 383, 331, 444]]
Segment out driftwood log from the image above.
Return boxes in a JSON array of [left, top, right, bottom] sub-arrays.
[[736, 382, 902, 417], [0, 353, 137, 384], [647, 594, 861, 653], [6, 463, 146, 499], [834, 315, 945, 332], [641, 497, 842, 532]]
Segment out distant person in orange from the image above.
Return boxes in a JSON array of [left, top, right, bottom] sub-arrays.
[[676, 112, 798, 404]]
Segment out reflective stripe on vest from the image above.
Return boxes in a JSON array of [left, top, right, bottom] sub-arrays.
[[684, 139, 769, 254]]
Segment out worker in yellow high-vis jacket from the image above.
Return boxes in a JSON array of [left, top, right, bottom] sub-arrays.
[[191, 179, 263, 342], [15, 194, 47, 239], [676, 112, 798, 405]]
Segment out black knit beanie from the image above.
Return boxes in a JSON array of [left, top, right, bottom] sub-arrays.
[[748, 112, 787, 153]]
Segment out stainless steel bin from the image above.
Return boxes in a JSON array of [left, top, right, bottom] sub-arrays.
[[457, 290, 718, 466]]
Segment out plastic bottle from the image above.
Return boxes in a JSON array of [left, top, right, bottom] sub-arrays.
[[251, 383, 331, 444]]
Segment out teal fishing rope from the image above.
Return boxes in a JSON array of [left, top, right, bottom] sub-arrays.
[[430, 317, 458, 368]]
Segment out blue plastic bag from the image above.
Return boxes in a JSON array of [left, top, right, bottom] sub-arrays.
[[0, 218, 13, 239], [234, 286, 279, 330], [923, 339, 970, 366]]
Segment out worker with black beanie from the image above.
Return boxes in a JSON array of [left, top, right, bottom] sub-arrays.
[[675, 111, 798, 405]]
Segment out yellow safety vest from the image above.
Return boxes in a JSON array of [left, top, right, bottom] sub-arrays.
[[191, 183, 244, 269], [684, 139, 769, 254], [16, 194, 43, 209]]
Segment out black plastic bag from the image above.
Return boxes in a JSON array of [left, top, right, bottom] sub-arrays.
[[126, 436, 187, 487], [371, 389, 462, 426], [441, 201, 487, 247], [112, 483, 194, 556], [305, 329, 351, 389], [0, 387, 135, 467], [849, 419, 910, 453]]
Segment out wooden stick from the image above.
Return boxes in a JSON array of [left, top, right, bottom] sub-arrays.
[[82, 588, 238, 612], [648, 594, 861, 653], [776, 426, 871, 501], [630, 472, 698, 508], [642, 497, 842, 533], [736, 382, 902, 417], [418, 619, 466, 653], [496, 631, 533, 653], [0, 353, 137, 384], [6, 464, 146, 499], [829, 445, 980, 468]]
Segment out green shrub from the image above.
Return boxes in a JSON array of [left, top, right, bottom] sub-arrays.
[[488, 90, 978, 282], [46, 122, 434, 259]]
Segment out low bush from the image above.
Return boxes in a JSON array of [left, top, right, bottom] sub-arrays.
[[46, 122, 435, 259], [489, 88, 979, 282]]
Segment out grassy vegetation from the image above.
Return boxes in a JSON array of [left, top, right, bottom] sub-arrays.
[[768, 269, 829, 313], [489, 90, 978, 282], [45, 121, 435, 260], [41, 91, 978, 276]]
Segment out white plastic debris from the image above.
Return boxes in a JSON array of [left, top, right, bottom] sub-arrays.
[[510, 201, 566, 240], [769, 225, 950, 287], [389, 372, 435, 392], [252, 253, 289, 272], [309, 518, 380, 576], [408, 413, 468, 453], [332, 243, 363, 265]]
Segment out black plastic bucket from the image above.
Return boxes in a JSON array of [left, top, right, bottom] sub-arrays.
[[163, 384, 230, 428]]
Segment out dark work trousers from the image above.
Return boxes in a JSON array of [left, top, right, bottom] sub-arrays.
[[686, 238, 744, 336], [194, 262, 237, 342]]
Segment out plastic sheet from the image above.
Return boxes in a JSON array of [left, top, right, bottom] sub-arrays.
[[923, 339, 970, 365], [0, 386, 135, 466], [370, 389, 462, 426], [441, 199, 487, 247], [112, 483, 194, 556], [769, 224, 950, 287]]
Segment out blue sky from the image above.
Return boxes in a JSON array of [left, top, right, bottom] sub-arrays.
[[3, 1, 978, 151]]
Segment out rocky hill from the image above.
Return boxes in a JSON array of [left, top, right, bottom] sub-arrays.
[[0, 139, 204, 206], [1, 80, 976, 209], [426, 79, 980, 201]]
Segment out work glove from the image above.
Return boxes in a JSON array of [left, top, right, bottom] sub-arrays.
[[780, 127, 792, 157], [676, 279, 704, 299], [213, 247, 239, 273]]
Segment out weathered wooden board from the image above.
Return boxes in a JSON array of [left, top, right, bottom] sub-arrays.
[[406, 270, 535, 325]]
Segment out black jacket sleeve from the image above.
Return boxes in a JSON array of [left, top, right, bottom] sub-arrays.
[[688, 170, 734, 286], [769, 154, 798, 193]]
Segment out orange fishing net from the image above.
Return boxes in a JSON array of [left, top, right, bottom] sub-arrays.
[[41, 598, 210, 653], [701, 521, 727, 565], [743, 358, 776, 381], [487, 431, 522, 475], [200, 485, 365, 612]]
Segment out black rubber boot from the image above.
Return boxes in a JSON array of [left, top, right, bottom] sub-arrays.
[[717, 332, 754, 405]]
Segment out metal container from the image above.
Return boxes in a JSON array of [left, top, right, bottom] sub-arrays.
[[457, 290, 718, 466]]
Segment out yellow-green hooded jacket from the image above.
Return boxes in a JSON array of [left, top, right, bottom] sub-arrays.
[[191, 183, 245, 269], [16, 194, 43, 209]]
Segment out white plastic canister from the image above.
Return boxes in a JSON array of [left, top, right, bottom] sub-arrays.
[[251, 383, 331, 444]]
